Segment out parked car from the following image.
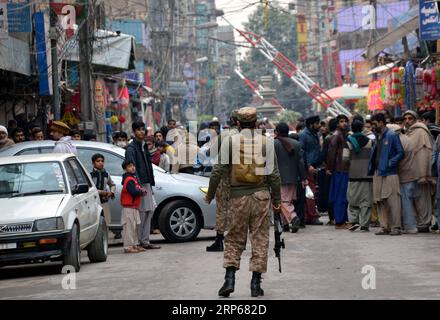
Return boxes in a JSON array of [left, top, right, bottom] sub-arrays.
[[0, 154, 107, 271], [0, 141, 216, 242]]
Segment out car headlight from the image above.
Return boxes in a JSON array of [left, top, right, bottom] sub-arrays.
[[200, 187, 208, 194], [33, 217, 65, 232]]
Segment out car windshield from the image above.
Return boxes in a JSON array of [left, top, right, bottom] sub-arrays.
[[0, 162, 67, 198]]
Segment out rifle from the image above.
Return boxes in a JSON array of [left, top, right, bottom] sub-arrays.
[[273, 205, 285, 273]]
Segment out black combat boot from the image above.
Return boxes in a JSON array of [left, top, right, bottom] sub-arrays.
[[206, 233, 224, 252], [250, 272, 264, 297], [218, 267, 236, 297]]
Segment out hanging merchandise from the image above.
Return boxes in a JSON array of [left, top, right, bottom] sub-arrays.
[[391, 67, 401, 102], [368, 81, 384, 111], [95, 79, 106, 114], [118, 83, 130, 110], [118, 115, 126, 124], [94, 79, 107, 136], [405, 61, 416, 111], [415, 68, 424, 101], [380, 79, 386, 102], [423, 69, 432, 100], [388, 67, 404, 115], [110, 115, 119, 125], [383, 72, 392, 107], [431, 68, 437, 98], [399, 67, 406, 110], [435, 66, 440, 97], [415, 64, 440, 113], [62, 108, 80, 127]]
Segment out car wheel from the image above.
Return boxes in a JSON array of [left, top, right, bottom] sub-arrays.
[[63, 223, 81, 273], [158, 200, 202, 242], [87, 216, 108, 263]]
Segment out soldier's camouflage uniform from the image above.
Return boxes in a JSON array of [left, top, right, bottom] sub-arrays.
[[224, 190, 271, 272], [215, 177, 230, 234], [207, 118, 281, 273]]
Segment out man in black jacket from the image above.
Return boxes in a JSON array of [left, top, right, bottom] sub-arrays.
[[275, 123, 307, 233], [125, 121, 160, 250]]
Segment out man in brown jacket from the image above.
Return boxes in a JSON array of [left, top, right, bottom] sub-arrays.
[[399, 111, 434, 233], [327, 115, 350, 229]]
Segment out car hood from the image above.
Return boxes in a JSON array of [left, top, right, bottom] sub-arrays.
[[169, 173, 210, 185], [0, 194, 67, 224]]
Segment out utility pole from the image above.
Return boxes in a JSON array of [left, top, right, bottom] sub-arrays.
[[79, 0, 94, 128], [369, 0, 378, 81], [49, 0, 60, 121]]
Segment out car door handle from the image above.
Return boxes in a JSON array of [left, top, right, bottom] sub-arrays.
[[155, 187, 163, 190]]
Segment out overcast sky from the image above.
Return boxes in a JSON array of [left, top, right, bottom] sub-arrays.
[[216, 0, 257, 29], [215, 0, 261, 58]]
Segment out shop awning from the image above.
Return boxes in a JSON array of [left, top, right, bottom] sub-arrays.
[[367, 62, 396, 75], [63, 28, 136, 73], [0, 36, 31, 76], [322, 85, 368, 100]]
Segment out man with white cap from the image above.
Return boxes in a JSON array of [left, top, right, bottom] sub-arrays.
[[0, 125, 14, 150]]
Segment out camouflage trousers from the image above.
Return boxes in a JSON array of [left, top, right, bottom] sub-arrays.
[[223, 190, 271, 273], [215, 178, 230, 234]]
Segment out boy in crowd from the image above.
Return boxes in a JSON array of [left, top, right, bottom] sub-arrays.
[[31, 127, 45, 141], [121, 160, 147, 253], [90, 154, 116, 226], [114, 132, 129, 149], [71, 130, 82, 141], [12, 128, 26, 144]]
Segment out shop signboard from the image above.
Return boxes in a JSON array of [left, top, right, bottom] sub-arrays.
[[419, 0, 440, 41], [7, 0, 31, 33]]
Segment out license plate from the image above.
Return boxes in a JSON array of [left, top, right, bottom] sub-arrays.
[[0, 243, 17, 250]]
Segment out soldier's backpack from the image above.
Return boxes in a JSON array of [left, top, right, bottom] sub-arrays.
[[230, 133, 267, 186]]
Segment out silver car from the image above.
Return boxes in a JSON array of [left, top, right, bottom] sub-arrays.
[[0, 141, 216, 242], [0, 154, 107, 271]]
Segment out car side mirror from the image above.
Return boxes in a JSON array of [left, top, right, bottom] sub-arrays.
[[72, 184, 89, 195]]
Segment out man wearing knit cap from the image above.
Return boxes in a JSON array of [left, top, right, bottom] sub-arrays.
[[0, 125, 15, 151], [298, 115, 323, 226], [399, 110, 434, 233], [50, 121, 77, 155]]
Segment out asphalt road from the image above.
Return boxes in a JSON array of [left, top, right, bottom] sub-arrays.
[[1, 223, 440, 300]]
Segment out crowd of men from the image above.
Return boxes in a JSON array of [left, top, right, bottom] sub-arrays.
[[279, 110, 440, 236]]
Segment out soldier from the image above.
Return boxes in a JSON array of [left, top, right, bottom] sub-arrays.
[[205, 107, 281, 298], [206, 110, 240, 252]]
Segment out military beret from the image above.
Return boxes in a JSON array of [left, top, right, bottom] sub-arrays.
[[50, 121, 71, 135], [237, 107, 257, 123]]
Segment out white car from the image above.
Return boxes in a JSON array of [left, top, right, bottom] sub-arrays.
[[0, 141, 217, 243], [0, 154, 108, 272]]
